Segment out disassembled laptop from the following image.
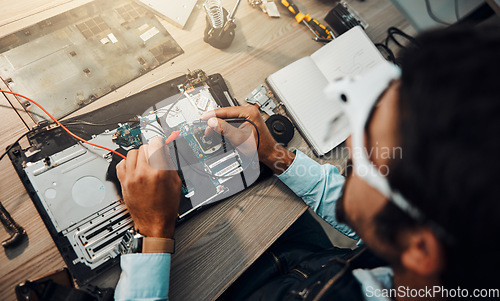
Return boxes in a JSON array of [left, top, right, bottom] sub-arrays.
[[8, 70, 259, 284]]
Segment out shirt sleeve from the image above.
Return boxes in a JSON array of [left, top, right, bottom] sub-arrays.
[[277, 150, 358, 240], [115, 253, 171, 301]]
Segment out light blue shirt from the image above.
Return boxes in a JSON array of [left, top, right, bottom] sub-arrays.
[[276, 150, 358, 240], [115, 150, 392, 300], [115, 253, 171, 301]]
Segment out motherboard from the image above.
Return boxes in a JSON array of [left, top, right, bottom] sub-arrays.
[[112, 84, 247, 211]]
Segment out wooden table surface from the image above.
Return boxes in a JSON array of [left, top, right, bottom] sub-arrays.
[[0, 0, 412, 300]]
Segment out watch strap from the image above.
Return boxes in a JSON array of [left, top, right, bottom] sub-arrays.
[[142, 237, 175, 254]]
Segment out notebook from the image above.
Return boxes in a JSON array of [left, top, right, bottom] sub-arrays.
[[266, 26, 385, 157]]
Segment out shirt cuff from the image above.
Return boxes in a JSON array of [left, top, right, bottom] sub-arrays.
[[277, 150, 326, 197], [115, 253, 171, 301]]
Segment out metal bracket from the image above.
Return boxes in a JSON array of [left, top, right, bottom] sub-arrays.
[[248, 0, 280, 17], [245, 84, 277, 116]]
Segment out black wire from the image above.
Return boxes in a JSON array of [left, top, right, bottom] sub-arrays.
[[172, 140, 188, 188], [375, 43, 396, 63], [425, 0, 451, 25], [220, 118, 260, 151], [0, 103, 139, 128], [1, 92, 31, 130], [0, 132, 29, 161], [387, 27, 417, 48], [0, 103, 48, 120], [376, 27, 417, 65]]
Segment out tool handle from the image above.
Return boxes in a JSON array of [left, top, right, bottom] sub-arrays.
[[0, 201, 24, 233], [306, 18, 333, 40], [280, 0, 300, 17], [0, 201, 26, 248]]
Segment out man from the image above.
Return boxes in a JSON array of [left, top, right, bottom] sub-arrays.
[[115, 25, 500, 300]]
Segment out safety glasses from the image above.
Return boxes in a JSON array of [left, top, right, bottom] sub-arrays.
[[325, 61, 423, 220]]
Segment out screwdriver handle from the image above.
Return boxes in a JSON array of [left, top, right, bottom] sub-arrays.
[[280, 0, 302, 21], [281, 0, 333, 40], [306, 18, 332, 40]]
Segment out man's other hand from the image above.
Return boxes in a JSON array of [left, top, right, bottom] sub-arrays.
[[202, 105, 295, 174], [116, 136, 181, 238]]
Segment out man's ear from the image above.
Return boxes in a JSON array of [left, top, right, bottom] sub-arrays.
[[400, 228, 444, 277]]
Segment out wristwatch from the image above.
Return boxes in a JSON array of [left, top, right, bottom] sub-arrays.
[[118, 228, 175, 254]]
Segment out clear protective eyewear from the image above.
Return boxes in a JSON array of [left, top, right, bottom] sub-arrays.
[[325, 61, 423, 221]]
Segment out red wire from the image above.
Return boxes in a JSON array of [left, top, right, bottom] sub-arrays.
[[0, 90, 127, 160]]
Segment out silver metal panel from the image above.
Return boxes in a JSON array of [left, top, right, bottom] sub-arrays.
[[23, 130, 134, 270], [67, 202, 132, 270], [24, 132, 121, 232], [0, 0, 183, 121]]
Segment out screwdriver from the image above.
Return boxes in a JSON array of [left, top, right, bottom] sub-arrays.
[[280, 0, 333, 40]]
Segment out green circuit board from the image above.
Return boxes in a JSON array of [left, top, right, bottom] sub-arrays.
[[112, 123, 142, 148]]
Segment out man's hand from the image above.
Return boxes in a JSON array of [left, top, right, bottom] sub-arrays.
[[116, 137, 181, 238], [202, 105, 295, 174]]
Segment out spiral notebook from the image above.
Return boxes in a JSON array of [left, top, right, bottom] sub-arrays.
[[266, 26, 385, 157]]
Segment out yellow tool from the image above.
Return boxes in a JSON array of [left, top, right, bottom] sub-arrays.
[[280, 0, 332, 40]]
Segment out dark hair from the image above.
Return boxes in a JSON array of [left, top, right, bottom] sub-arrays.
[[380, 25, 500, 291]]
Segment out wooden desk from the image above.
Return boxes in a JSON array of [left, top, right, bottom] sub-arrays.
[[0, 1, 412, 300]]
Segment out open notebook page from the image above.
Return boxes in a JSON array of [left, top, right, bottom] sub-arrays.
[[311, 26, 385, 82], [267, 57, 348, 156]]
